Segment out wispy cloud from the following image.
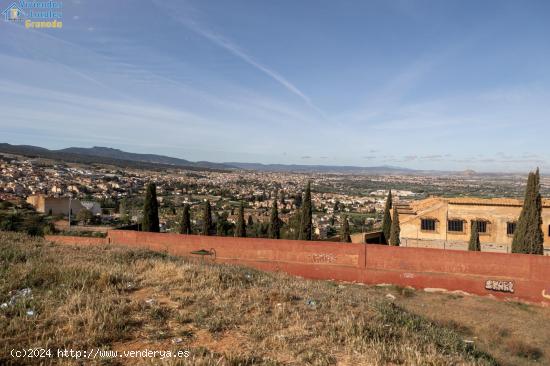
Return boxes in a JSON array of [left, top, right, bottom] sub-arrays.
[[152, 0, 323, 115]]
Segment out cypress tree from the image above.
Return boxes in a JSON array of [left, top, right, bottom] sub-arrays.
[[235, 201, 246, 237], [381, 189, 393, 244], [512, 169, 544, 254], [142, 182, 160, 232], [216, 212, 231, 236], [287, 211, 302, 239], [390, 206, 400, 246], [299, 181, 313, 240], [268, 200, 281, 239], [180, 203, 191, 234], [294, 193, 302, 209], [533, 169, 544, 255], [469, 221, 481, 251], [201, 200, 212, 236], [118, 198, 130, 225], [341, 215, 351, 243]]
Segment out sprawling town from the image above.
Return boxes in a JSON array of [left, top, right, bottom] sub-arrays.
[[0, 152, 391, 238], [2, 151, 549, 250]]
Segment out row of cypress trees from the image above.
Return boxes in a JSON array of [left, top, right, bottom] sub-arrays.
[[141, 181, 348, 241], [142, 181, 366, 242], [141, 182, 284, 238]]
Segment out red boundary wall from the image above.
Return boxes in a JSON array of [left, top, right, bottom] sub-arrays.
[[47, 231, 550, 305], [46, 235, 106, 246]]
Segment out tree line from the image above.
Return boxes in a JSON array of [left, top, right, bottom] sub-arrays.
[[141, 181, 354, 241]]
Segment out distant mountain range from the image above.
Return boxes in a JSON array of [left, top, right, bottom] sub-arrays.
[[0, 144, 233, 171], [59, 146, 232, 170], [0, 142, 434, 174]]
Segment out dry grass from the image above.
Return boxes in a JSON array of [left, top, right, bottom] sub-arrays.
[[0, 232, 548, 365]]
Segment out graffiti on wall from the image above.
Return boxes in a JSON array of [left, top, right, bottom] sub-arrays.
[[485, 280, 514, 293], [311, 253, 337, 264]]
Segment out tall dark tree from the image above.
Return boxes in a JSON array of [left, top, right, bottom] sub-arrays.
[[381, 189, 393, 244], [201, 200, 212, 236], [468, 221, 481, 251], [512, 169, 544, 254], [389, 206, 401, 246], [285, 210, 302, 239], [255, 222, 269, 238], [119, 198, 131, 225], [268, 200, 281, 239], [341, 215, 351, 243], [235, 201, 246, 237], [142, 182, 160, 232], [216, 211, 232, 236], [299, 181, 313, 240], [180, 203, 192, 234], [294, 193, 303, 209]]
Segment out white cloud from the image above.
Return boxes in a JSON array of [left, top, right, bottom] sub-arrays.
[[152, 0, 323, 115]]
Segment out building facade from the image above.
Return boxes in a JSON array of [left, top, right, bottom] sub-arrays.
[[397, 197, 550, 255], [26, 194, 85, 216]]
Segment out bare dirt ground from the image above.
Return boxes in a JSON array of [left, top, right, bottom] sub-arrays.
[[1, 231, 549, 365]]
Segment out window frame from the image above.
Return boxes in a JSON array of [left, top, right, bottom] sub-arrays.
[[420, 218, 437, 232], [472, 220, 489, 234], [447, 219, 465, 233], [507, 222, 517, 236]]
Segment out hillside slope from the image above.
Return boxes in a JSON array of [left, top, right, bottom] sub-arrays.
[[1, 232, 549, 365], [0, 143, 232, 171], [59, 146, 233, 170]]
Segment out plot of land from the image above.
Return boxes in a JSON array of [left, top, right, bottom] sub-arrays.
[[1, 231, 549, 365]]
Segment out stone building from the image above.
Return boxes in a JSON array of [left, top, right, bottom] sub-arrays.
[[26, 194, 85, 216], [397, 197, 550, 255]]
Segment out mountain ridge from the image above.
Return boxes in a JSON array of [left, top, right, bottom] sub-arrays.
[[0, 143, 232, 171], [1, 143, 441, 174], [58, 146, 233, 170]]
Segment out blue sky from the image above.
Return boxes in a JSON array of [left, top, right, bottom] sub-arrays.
[[1, 0, 549, 172]]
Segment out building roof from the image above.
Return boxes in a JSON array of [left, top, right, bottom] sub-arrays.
[[448, 197, 550, 207], [404, 196, 550, 213]]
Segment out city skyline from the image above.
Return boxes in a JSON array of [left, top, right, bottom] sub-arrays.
[[1, 0, 550, 172]]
